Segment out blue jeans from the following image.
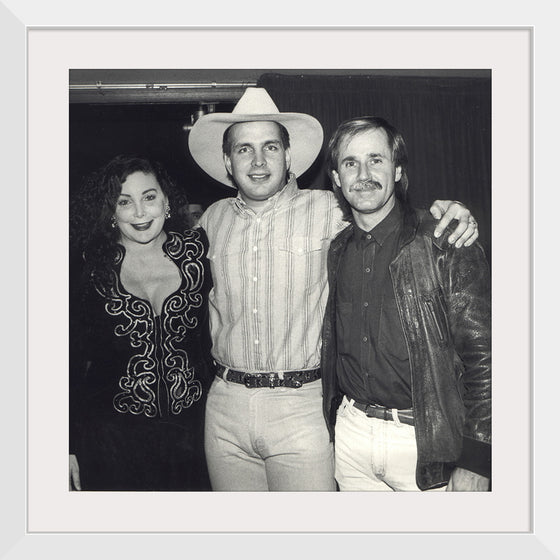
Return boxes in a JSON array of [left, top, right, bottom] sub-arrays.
[[204, 375, 336, 491], [335, 396, 446, 491]]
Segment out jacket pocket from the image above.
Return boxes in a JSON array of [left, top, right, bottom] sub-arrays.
[[422, 291, 450, 346]]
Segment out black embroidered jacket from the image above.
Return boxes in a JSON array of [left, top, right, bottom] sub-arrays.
[[69, 229, 213, 453]]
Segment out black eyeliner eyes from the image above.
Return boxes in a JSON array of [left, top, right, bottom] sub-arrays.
[[117, 194, 158, 206]]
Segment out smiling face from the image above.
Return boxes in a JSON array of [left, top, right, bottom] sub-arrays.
[[223, 121, 291, 209], [114, 171, 168, 246], [332, 128, 402, 229]]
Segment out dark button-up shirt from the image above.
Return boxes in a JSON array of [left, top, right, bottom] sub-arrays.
[[335, 201, 411, 409]]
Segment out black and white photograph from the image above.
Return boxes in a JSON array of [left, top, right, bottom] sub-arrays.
[[68, 69, 491, 494], [16, 23, 539, 553]]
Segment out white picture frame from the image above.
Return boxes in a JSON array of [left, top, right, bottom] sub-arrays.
[[2, 0, 547, 556]]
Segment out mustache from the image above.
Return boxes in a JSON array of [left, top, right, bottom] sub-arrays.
[[351, 180, 383, 191]]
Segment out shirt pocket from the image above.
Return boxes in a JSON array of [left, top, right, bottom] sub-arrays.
[[275, 236, 328, 288], [276, 236, 326, 255]]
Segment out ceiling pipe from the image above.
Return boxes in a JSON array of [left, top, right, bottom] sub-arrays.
[[69, 81, 257, 104], [69, 81, 257, 91]]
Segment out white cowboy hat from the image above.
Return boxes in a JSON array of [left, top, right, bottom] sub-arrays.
[[188, 87, 324, 187]]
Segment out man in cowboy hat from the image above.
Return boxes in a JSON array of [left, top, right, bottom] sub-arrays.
[[188, 87, 479, 491], [321, 116, 490, 492]]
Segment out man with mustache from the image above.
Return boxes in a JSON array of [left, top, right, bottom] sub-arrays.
[[321, 116, 491, 491], [188, 89, 481, 491]]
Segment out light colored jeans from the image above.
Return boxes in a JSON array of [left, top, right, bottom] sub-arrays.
[[335, 396, 446, 492], [204, 375, 336, 491]]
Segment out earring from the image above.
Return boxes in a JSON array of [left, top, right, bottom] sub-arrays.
[[110, 216, 117, 229], [165, 204, 171, 219]]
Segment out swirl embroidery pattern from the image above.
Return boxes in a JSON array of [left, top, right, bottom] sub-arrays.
[[162, 231, 204, 413], [93, 231, 206, 418]]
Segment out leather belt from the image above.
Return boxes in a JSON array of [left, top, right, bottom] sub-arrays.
[[215, 364, 321, 389], [351, 400, 415, 426]]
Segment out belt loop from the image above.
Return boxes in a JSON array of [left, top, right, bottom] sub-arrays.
[[391, 408, 402, 426], [278, 371, 284, 380], [347, 396, 355, 412], [223, 366, 230, 383]]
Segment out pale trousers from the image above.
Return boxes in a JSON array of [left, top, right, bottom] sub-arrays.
[[204, 376, 336, 491], [335, 396, 447, 492]]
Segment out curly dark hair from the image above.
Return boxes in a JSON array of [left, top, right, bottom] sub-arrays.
[[70, 155, 191, 271]]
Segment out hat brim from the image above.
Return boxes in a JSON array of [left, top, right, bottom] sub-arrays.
[[188, 112, 324, 188]]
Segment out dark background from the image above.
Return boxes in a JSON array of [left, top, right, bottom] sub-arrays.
[[70, 101, 236, 210], [69, 69, 491, 257]]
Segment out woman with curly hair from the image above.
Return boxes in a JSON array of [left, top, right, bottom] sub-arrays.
[[69, 155, 212, 491]]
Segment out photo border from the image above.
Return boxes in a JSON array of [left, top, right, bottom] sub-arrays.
[[3, 1, 546, 555]]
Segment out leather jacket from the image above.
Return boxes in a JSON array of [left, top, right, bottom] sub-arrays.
[[321, 203, 491, 490]]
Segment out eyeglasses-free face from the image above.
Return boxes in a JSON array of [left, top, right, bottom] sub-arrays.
[[114, 171, 168, 246]]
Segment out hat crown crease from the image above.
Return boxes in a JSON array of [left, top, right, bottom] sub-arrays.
[[232, 88, 280, 115]]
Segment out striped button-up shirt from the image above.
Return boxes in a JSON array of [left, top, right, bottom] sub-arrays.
[[199, 175, 346, 373]]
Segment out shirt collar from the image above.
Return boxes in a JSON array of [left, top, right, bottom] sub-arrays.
[[232, 173, 299, 214], [353, 200, 403, 247]]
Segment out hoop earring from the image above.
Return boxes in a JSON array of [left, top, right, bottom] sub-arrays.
[[110, 216, 117, 229], [165, 204, 171, 219]]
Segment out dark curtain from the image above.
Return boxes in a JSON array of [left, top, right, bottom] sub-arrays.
[[257, 73, 491, 257]]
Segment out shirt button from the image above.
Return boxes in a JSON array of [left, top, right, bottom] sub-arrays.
[[365, 267, 371, 273], [253, 246, 258, 252], [363, 302, 369, 307], [253, 309, 258, 314], [362, 336, 368, 342], [366, 234, 372, 240], [254, 340, 259, 345], [253, 276, 258, 282]]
